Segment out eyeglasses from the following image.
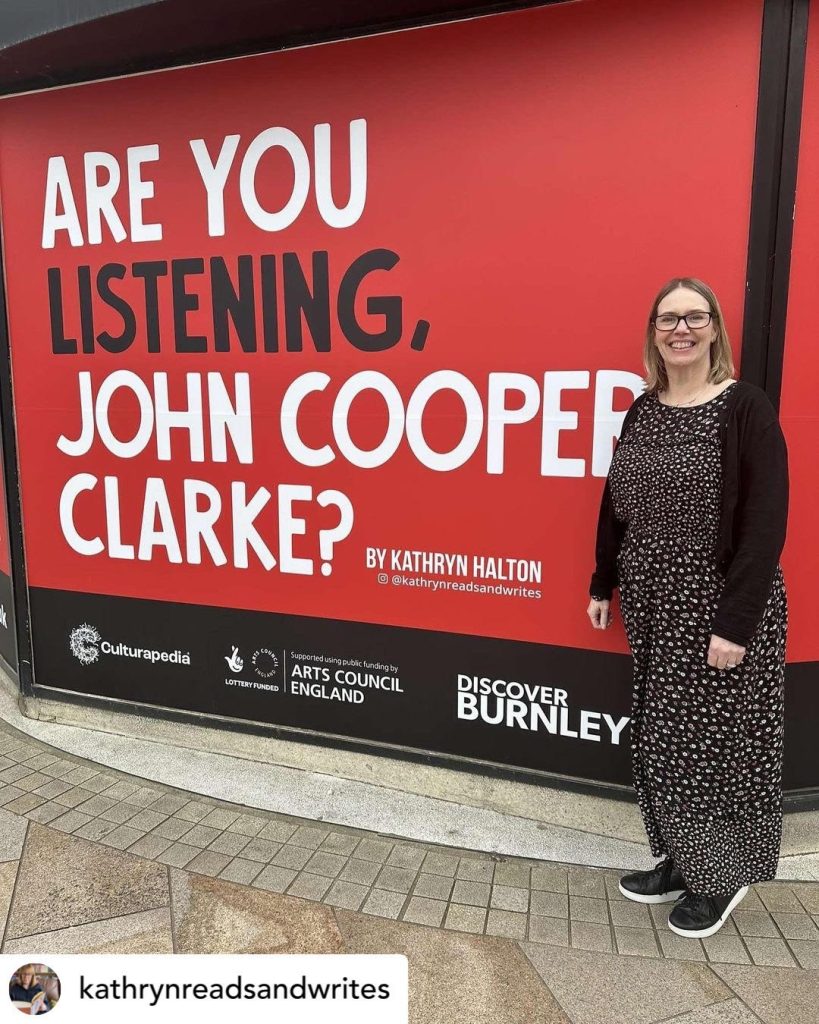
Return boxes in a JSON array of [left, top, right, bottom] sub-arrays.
[[653, 311, 714, 331]]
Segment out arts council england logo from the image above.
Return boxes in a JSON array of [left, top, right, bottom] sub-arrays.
[[69, 624, 101, 665]]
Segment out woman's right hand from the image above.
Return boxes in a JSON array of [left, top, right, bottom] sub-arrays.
[[587, 598, 612, 629]]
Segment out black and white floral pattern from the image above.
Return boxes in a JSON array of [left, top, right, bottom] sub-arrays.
[[609, 383, 787, 896]]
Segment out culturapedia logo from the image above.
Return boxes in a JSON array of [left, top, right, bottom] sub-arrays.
[[69, 624, 101, 666]]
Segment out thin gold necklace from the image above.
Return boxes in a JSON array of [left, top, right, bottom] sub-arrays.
[[661, 383, 710, 407]]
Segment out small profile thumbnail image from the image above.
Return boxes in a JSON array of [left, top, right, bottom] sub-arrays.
[[9, 964, 60, 1015]]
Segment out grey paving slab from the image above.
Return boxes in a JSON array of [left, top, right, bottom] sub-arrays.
[[126, 809, 168, 832], [15, 772, 52, 792], [531, 889, 569, 918], [98, 802, 141, 824], [319, 832, 359, 857], [226, 814, 267, 837], [609, 899, 652, 928], [793, 883, 819, 914], [658, 930, 707, 962], [49, 809, 94, 833], [386, 844, 426, 870], [338, 858, 380, 886], [490, 884, 529, 912], [323, 879, 368, 911], [33, 780, 72, 800], [218, 858, 264, 886], [701, 934, 752, 965], [176, 800, 212, 822], [528, 914, 569, 946], [456, 857, 495, 883], [375, 865, 417, 893], [78, 774, 118, 794], [240, 838, 281, 863], [351, 837, 392, 863], [303, 851, 347, 878], [710, 963, 819, 1024], [613, 926, 660, 958], [256, 821, 297, 843], [287, 872, 333, 901], [743, 936, 797, 967], [733, 910, 779, 938], [568, 867, 607, 898], [403, 896, 447, 928], [155, 843, 200, 868], [787, 939, 819, 969], [206, 831, 250, 857], [570, 920, 613, 952], [337, 910, 571, 1024], [153, 817, 194, 841], [0, 785, 24, 806], [98, 824, 145, 850], [186, 850, 233, 877], [289, 825, 328, 850], [0, 806, 28, 864], [493, 861, 531, 888], [199, 807, 240, 830], [24, 801, 68, 824], [521, 943, 730, 1024], [72, 818, 121, 843], [170, 869, 343, 953], [658, 999, 764, 1024], [570, 895, 609, 924], [150, 794, 191, 816], [485, 907, 527, 939], [54, 788, 95, 809], [3, 907, 174, 954], [757, 886, 804, 915], [421, 852, 458, 877], [252, 865, 299, 893], [0, 860, 18, 939], [271, 845, 312, 870], [126, 833, 174, 859], [532, 863, 568, 892], [6, 824, 168, 938], [361, 888, 406, 919], [771, 911, 819, 940], [412, 872, 453, 901], [179, 824, 222, 848], [443, 903, 486, 934], [451, 879, 490, 907]]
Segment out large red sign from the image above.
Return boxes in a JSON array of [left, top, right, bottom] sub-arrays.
[[0, 0, 763, 648], [0, 0, 779, 785], [779, 0, 819, 663]]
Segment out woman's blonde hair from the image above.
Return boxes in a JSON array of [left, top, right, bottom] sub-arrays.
[[643, 277, 735, 393]]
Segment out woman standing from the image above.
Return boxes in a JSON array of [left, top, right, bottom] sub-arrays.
[[588, 278, 788, 939]]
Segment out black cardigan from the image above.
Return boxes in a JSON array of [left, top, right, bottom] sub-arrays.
[[590, 380, 788, 648]]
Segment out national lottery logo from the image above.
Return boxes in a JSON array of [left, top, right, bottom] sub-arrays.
[[69, 623, 101, 665], [252, 648, 280, 679]]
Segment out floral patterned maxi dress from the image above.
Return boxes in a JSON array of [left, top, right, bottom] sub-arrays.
[[608, 384, 787, 896]]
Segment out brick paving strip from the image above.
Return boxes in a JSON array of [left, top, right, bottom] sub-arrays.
[[0, 725, 816, 968]]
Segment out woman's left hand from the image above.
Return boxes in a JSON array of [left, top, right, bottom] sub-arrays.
[[708, 634, 746, 671]]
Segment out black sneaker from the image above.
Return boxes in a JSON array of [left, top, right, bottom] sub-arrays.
[[618, 858, 686, 904], [667, 886, 749, 938]]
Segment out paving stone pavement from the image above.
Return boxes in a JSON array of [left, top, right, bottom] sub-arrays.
[[0, 719, 816, 1021]]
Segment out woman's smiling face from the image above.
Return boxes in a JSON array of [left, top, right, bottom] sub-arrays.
[[653, 286, 716, 373]]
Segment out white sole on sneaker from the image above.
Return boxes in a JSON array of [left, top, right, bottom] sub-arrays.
[[618, 883, 686, 904], [667, 885, 749, 939]]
